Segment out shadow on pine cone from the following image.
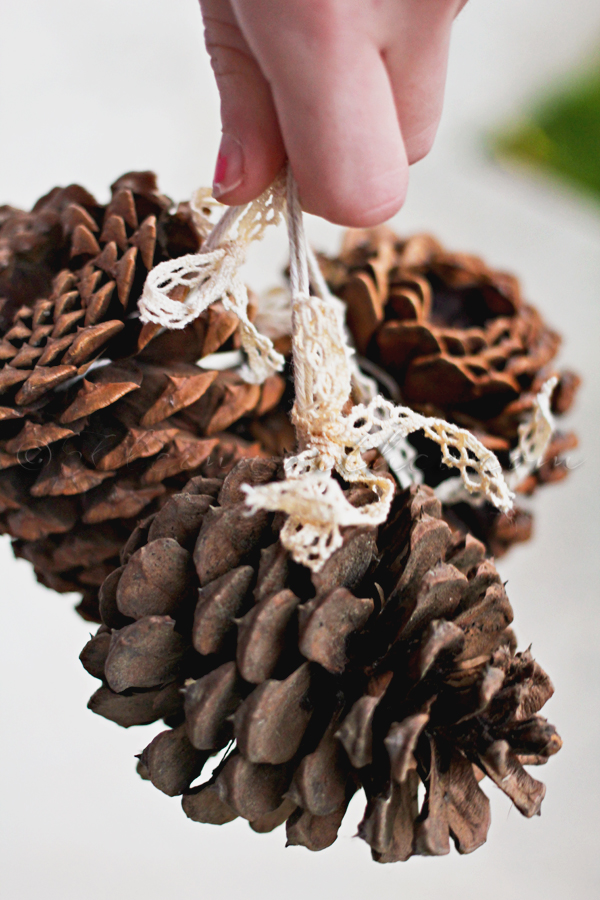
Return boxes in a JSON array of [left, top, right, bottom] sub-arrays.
[[0, 174, 290, 619], [320, 227, 580, 558], [81, 458, 561, 860]]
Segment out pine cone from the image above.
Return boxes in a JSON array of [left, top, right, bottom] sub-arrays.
[[320, 227, 580, 555], [81, 458, 560, 859], [0, 173, 287, 619]]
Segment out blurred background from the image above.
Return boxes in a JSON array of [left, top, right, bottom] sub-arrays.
[[1, 1, 599, 898]]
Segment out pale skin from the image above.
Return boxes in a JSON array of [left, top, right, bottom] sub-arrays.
[[200, 0, 468, 226]]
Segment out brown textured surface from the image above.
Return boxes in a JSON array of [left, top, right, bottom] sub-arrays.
[[0, 173, 287, 618], [320, 227, 580, 557], [3, 210, 578, 614], [82, 458, 560, 861]]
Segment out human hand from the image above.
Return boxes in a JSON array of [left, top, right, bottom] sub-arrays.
[[200, 0, 467, 226]]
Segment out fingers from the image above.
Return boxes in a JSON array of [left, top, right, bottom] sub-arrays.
[[201, 0, 462, 224], [381, 1, 460, 164], [278, 43, 409, 226], [200, 0, 285, 204], [231, 1, 408, 226]]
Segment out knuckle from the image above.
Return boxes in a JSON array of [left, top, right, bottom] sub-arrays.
[[206, 42, 255, 81], [208, 46, 248, 80], [276, 1, 345, 50], [203, 17, 254, 78]]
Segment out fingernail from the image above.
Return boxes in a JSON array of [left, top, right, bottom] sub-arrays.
[[212, 133, 244, 198]]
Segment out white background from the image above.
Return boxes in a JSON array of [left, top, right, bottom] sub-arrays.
[[1, 2, 600, 898]]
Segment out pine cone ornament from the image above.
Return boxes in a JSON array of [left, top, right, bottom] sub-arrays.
[[0, 173, 286, 619], [320, 227, 580, 555], [81, 457, 560, 860]]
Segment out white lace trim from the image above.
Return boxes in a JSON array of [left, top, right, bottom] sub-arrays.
[[253, 277, 378, 404], [436, 376, 558, 507], [138, 166, 513, 571], [243, 168, 513, 571], [507, 376, 557, 488], [138, 175, 287, 383]]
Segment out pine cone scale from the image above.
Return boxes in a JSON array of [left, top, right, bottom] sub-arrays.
[[104, 615, 190, 692], [184, 661, 241, 750], [81, 462, 561, 859], [1, 173, 285, 618], [233, 662, 313, 765], [320, 227, 579, 558]]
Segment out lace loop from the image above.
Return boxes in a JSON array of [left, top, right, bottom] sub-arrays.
[[139, 165, 516, 571]]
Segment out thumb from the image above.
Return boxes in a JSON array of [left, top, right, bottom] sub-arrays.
[[200, 0, 285, 204]]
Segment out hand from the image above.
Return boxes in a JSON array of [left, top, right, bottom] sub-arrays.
[[200, 0, 467, 226]]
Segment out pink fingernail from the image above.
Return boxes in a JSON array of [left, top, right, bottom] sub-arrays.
[[212, 133, 244, 198]]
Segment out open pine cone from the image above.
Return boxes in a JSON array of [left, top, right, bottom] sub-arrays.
[[320, 227, 580, 556], [0, 173, 287, 619], [81, 458, 560, 860]]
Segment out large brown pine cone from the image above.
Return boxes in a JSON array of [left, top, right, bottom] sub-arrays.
[[320, 227, 580, 555], [0, 173, 287, 619], [81, 458, 560, 860]]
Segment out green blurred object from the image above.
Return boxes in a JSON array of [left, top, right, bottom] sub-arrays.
[[495, 59, 600, 201]]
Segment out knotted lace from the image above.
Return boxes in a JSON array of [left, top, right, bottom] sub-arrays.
[[139, 166, 515, 571]]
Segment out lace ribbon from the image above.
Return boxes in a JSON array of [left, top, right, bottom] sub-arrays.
[[243, 168, 514, 570], [436, 376, 558, 507], [138, 166, 514, 571], [138, 172, 287, 384]]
